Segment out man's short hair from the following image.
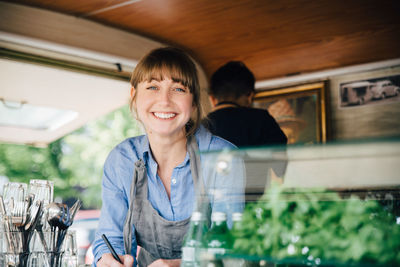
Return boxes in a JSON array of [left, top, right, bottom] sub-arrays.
[[209, 61, 255, 100]]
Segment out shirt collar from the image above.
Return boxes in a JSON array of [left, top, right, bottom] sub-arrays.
[[140, 136, 159, 177], [141, 135, 151, 161], [176, 151, 190, 168]]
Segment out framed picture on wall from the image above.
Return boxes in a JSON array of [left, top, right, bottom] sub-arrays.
[[339, 74, 400, 108], [329, 66, 400, 140], [253, 82, 328, 144]]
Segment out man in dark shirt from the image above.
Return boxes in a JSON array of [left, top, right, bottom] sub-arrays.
[[204, 61, 287, 147]]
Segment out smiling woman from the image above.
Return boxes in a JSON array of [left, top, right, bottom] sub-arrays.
[[92, 47, 243, 267]]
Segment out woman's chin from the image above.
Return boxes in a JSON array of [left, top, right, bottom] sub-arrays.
[[148, 127, 186, 139]]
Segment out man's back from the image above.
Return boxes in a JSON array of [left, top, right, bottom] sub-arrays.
[[205, 106, 287, 147]]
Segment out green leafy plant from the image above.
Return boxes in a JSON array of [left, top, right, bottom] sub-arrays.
[[231, 185, 400, 266]]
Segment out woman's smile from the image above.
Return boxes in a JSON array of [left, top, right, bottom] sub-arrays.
[[153, 112, 177, 119]]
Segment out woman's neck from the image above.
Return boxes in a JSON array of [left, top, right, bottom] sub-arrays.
[[148, 132, 188, 199], [149, 134, 187, 166]]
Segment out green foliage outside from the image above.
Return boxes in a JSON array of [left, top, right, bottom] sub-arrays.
[[0, 105, 144, 209]]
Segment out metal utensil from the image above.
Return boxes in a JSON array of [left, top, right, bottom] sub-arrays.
[[45, 200, 82, 267], [47, 202, 69, 228], [19, 199, 43, 256], [11, 194, 33, 228], [68, 199, 82, 227], [46, 202, 69, 267], [24, 199, 42, 231], [0, 196, 14, 253], [0, 195, 6, 216]]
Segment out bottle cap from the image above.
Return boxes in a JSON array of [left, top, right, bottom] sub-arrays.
[[211, 212, 226, 222], [232, 212, 243, 222], [191, 211, 203, 221]]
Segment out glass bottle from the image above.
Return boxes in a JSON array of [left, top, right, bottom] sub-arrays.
[[231, 212, 242, 232], [181, 211, 208, 267], [228, 213, 246, 267], [203, 212, 232, 266]]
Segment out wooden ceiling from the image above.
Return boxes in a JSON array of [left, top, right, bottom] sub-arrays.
[[2, 0, 400, 81]]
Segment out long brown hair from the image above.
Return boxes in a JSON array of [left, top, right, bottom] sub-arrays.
[[130, 47, 202, 137]]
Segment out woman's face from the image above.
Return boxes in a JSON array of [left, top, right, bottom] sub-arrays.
[[133, 78, 194, 139]]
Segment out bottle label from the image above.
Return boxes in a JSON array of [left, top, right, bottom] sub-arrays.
[[182, 247, 195, 261], [207, 247, 226, 255]]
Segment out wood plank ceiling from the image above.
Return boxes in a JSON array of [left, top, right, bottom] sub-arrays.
[[2, 0, 400, 81]]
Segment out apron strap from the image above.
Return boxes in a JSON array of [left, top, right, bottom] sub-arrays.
[[188, 136, 212, 225], [187, 136, 202, 195], [123, 159, 146, 256]]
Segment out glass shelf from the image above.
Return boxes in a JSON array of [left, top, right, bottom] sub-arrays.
[[193, 138, 400, 267]]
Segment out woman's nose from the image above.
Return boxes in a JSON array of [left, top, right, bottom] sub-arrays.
[[157, 88, 172, 103]]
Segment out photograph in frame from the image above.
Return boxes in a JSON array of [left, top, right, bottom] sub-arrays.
[[330, 66, 400, 140], [339, 74, 400, 108]]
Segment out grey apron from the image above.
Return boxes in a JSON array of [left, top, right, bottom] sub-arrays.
[[123, 136, 210, 267]]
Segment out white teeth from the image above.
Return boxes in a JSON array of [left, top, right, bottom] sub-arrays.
[[154, 112, 176, 119]]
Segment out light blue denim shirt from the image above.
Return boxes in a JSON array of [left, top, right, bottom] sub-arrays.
[[92, 126, 244, 266]]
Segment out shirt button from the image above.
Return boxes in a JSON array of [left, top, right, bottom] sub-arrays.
[[171, 178, 177, 184]]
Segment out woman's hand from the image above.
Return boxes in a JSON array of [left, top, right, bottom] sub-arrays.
[[97, 253, 134, 267], [148, 259, 181, 267]]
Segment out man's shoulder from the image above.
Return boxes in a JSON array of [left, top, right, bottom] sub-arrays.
[[229, 107, 274, 122], [205, 107, 275, 129], [209, 106, 269, 116], [241, 106, 270, 114]]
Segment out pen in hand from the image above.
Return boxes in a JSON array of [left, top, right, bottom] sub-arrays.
[[101, 234, 123, 264]]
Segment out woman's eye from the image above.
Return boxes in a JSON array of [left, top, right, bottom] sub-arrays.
[[147, 86, 158, 90], [174, 87, 186, 93]]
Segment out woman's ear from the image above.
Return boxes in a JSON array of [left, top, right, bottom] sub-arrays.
[[130, 87, 136, 98], [130, 87, 137, 111]]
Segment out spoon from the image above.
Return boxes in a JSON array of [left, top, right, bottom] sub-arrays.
[[46, 202, 68, 228], [46, 202, 73, 266]]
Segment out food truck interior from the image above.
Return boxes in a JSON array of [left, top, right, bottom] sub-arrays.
[[0, 1, 399, 266]]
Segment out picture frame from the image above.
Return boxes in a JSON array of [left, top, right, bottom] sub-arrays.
[[338, 74, 400, 108], [329, 66, 400, 140], [253, 82, 328, 144]]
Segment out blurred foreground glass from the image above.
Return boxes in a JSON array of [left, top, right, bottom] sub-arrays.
[[2, 182, 28, 215], [28, 230, 77, 267], [62, 230, 78, 267], [0, 231, 29, 266], [29, 180, 54, 205]]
